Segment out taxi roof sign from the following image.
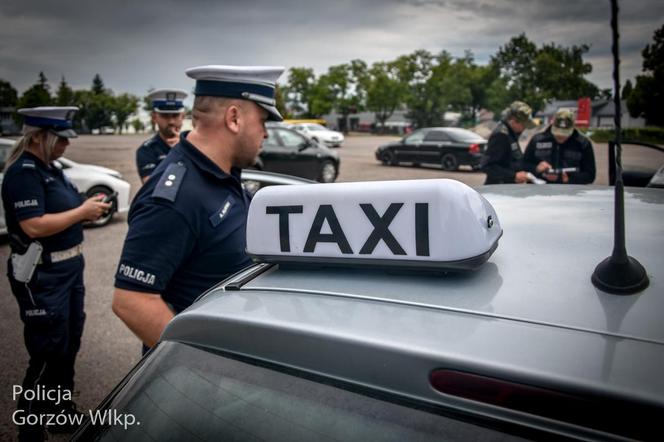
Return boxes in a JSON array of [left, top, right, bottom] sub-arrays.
[[247, 179, 502, 271]]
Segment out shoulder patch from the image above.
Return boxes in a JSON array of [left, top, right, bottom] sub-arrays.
[[21, 160, 36, 169], [152, 162, 187, 202]]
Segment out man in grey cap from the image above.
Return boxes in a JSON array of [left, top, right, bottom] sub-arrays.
[[113, 65, 284, 350], [136, 89, 188, 183], [523, 109, 596, 184], [480, 101, 536, 184]]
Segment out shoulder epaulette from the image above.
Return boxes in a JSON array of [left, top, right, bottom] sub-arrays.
[[21, 160, 36, 169], [152, 162, 187, 202]]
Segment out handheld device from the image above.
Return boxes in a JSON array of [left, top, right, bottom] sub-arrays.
[[547, 167, 579, 174], [101, 192, 118, 204]]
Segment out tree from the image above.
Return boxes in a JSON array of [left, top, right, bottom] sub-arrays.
[[84, 75, 114, 132], [131, 118, 145, 133], [627, 24, 664, 126], [621, 80, 633, 101], [364, 61, 405, 132], [75, 77, 114, 133], [112, 93, 139, 134], [55, 77, 75, 106], [92, 74, 106, 95], [274, 85, 291, 119], [323, 60, 367, 132], [16, 72, 53, 119], [534, 43, 599, 101], [394, 50, 439, 127], [142, 88, 156, 132], [0, 79, 18, 107], [491, 34, 600, 111], [491, 34, 541, 108], [284, 67, 317, 117]]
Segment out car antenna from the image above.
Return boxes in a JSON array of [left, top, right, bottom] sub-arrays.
[[591, 0, 649, 294]]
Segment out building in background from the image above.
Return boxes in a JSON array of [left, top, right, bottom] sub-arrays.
[[536, 100, 645, 129]]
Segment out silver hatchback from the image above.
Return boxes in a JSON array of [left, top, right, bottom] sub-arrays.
[[74, 181, 663, 441]]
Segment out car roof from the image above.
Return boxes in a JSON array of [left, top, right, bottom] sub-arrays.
[[166, 184, 664, 342], [241, 169, 317, 185], [162, 185, 664, 438]]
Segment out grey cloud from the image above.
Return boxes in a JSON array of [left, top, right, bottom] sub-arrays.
[[0, 0, 661, 97]]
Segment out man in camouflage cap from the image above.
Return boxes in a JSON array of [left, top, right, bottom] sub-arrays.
[[480, 101, 536, 184], [523, 109, 596, 184]]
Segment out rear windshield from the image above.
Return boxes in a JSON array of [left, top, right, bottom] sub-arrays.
[[445, 128, 485, 142], [81, 341, 519, 441]]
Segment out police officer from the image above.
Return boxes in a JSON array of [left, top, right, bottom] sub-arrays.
[[523, 109, 596, 184], [112, 65, 284, 349], [1, 107, 110, 441], [480, 101, 537, 184], [136, 89, 188, 183]]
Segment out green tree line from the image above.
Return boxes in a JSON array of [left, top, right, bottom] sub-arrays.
[[283, 29, 663, 130], [0, 73, 140, 134]]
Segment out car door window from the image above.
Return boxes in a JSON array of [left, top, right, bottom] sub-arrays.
[[277, 129, 308, 150], [424, 131, 451, 142], [403, 130, 427, 145], [265, 128, 282, 147]]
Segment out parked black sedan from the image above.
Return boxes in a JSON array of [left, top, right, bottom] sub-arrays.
[[254, 126, 339, 183], [375, 127, 487, 171]]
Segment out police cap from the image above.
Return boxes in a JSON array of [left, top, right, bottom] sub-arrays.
[[147, 89, 188, 114], [551, 109, 575, 138], [185, 65, 285, 121], [18, 106, 79, 138]]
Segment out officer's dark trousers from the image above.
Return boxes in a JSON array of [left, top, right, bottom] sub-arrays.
[[7, 255, 86, 419]]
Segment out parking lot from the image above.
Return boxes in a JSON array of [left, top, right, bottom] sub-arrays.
[[0, 132, 657, 438]]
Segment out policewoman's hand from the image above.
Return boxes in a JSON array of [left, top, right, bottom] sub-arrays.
[[79, 195, 112, 221]]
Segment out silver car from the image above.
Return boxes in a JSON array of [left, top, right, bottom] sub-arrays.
[[74, 179, 662, 442]]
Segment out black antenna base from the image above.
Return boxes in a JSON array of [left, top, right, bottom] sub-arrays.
[[592, 255, 649, 295]]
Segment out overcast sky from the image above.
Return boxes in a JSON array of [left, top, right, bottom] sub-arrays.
[[1, 0, 662, 105]]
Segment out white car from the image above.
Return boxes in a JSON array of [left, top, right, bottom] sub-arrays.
[[291, 123, 345, 148], [0, 138, 131, 234]]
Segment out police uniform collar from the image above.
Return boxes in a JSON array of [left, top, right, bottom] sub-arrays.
[[21, 151, 50, 169], [178, 132, 240, 181]]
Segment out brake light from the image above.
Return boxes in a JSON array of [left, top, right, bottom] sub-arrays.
[[429, 369, 658, 439], [469, 143, 480, 154]]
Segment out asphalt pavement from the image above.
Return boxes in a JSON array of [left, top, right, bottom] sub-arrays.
[[0, 132, 652, 439]]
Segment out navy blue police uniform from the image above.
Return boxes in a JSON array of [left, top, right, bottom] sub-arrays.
[[136, 133, 171, 180], [136, 88, 188, 181], [116, 131, 252, 313], [480, 120, 524, 184], [523, 127, 596, 184], [2, 151, 86, 416]]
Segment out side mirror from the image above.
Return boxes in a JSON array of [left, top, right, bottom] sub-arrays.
[[298, 140, 312, 151]]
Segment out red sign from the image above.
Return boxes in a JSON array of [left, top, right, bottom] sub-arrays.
[[576, 97, 591, 128]]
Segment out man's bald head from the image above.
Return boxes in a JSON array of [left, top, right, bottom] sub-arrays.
[[192, 96, 229, 124]]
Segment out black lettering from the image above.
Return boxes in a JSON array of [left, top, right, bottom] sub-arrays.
[[359, 203, 406, 255], [415, 203, 430, 256], [266, 205, 303, 252], [304, 205, 353, 254]]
